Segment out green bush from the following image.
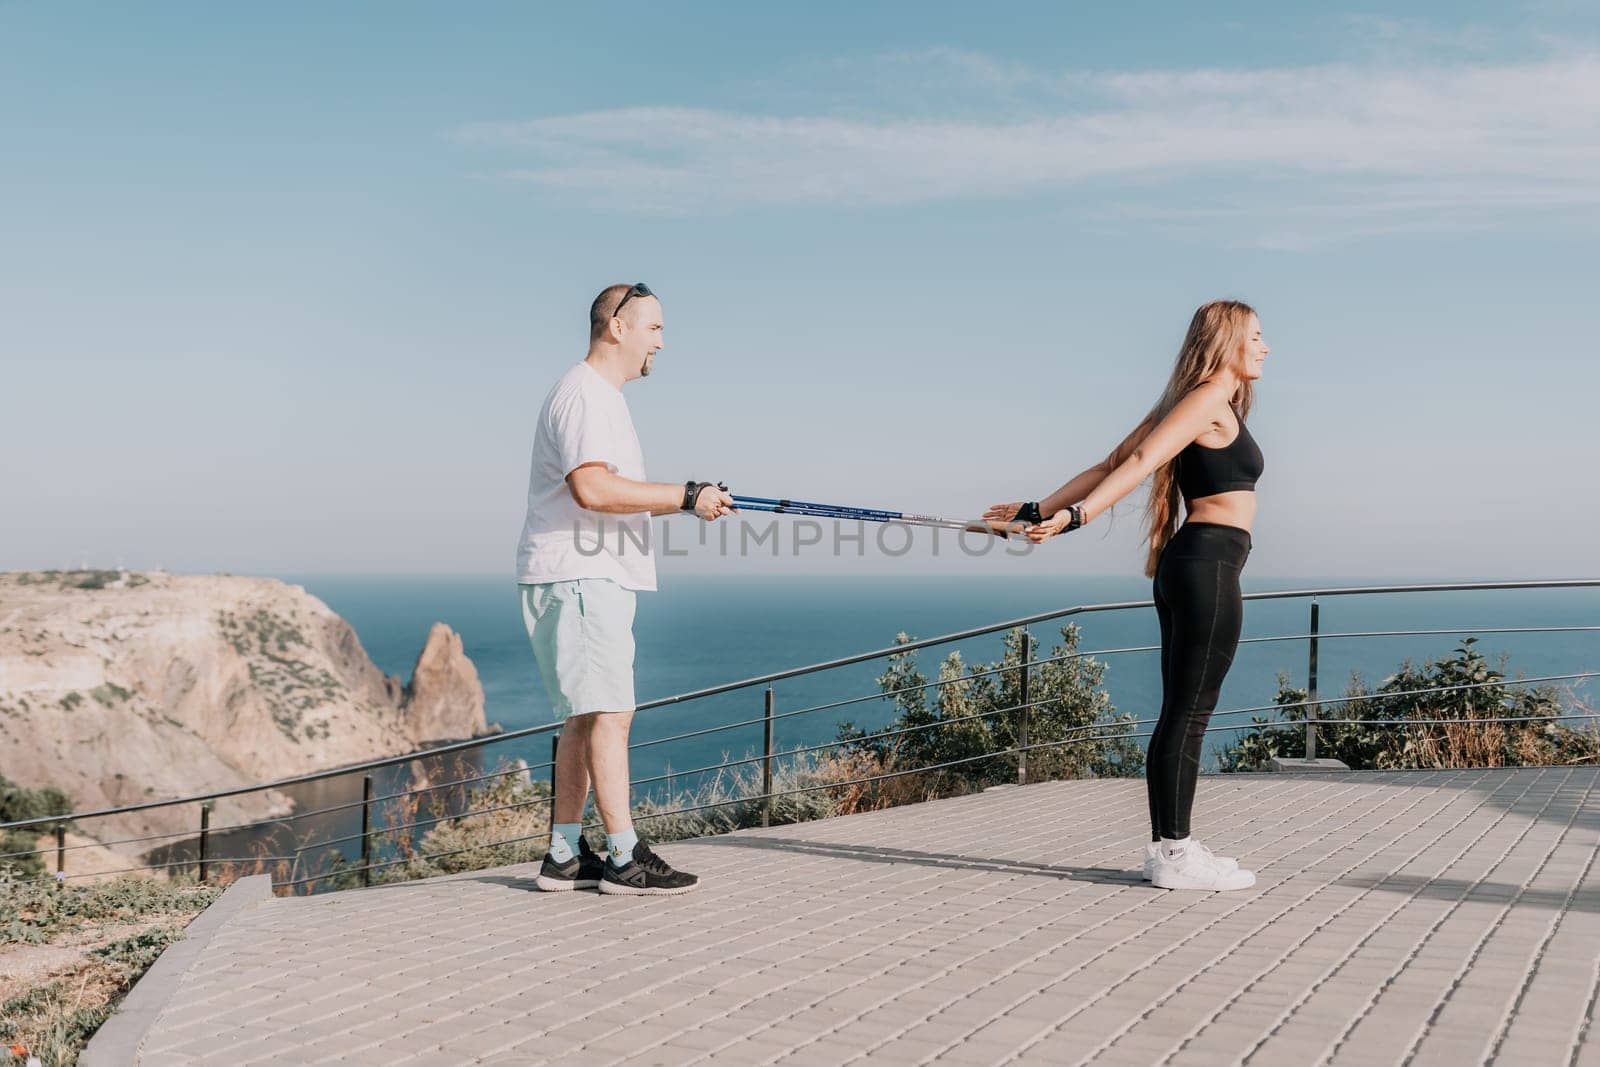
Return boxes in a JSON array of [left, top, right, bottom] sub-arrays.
[[1218, 638, 1600, 771], [0, 776, 73, 878], [61, 570, 121, 591], [837, 624, 1144, 794]]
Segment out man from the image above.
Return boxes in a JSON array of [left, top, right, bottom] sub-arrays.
[[518, 282, 734, 896]]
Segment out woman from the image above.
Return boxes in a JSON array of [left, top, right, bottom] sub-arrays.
[[985, 300, 1268, 892]]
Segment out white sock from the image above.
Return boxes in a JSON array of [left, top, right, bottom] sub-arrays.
[[1160, 837, 1189, 860]]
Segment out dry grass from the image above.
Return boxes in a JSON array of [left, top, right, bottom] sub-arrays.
[[281, 746, 992, 894], [1, 874, 217, 1066]]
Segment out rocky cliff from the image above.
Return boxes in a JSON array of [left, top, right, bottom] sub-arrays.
[[0, 571, 488, 861]]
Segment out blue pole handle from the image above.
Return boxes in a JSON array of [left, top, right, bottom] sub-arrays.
[[731, 494, 903, 521]]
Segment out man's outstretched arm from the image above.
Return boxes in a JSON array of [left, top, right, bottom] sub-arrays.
[[567, 463, 734, 519]]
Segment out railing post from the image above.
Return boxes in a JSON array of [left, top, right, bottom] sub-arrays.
[[55, 824, 65, 880], [1017, 628, 1031, 785], [549, 732, 560, 831], [1306, 599, 1320, 762], [359, 774, 373, 889], [761, 687, 775, 827], [198, 803, 211, 884]]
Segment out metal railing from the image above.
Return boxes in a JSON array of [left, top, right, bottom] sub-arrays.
[[3, 579, 1596, 893]]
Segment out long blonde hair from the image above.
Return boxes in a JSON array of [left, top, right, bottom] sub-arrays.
[[1141, 300, 1258, 578]]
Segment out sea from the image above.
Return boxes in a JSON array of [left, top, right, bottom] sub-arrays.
[[286, 573, 1598, 789]]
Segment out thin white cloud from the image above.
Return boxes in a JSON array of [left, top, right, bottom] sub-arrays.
[[456, 52, 1600, 236]]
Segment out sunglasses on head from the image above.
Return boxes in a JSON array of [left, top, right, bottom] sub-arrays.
[[612, 282, 652, 319]]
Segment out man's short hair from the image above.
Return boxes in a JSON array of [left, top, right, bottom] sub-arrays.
[[590, 284, 640, 343]]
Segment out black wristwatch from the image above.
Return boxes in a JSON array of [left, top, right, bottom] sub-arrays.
[[1016, 501, 1044, 524]]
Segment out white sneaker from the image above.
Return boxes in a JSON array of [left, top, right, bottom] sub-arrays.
[[1141, 839, 1239, 881], [1149, 847, 1256, 891]]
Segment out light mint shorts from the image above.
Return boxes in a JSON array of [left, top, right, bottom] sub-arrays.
[[519, 579, 638, 719]]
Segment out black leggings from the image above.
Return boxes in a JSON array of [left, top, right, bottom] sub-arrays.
[[1147, 522, 1250, 841]]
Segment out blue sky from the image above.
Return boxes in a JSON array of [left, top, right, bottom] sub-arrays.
[[3, 3, 1597, 579]]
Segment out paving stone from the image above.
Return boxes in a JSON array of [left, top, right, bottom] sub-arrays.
[[121, 769, 1600, 1065]]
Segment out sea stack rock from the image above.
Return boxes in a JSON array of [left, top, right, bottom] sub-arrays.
[[402, 622, 486, 744]]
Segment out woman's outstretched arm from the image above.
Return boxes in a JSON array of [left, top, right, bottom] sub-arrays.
[[983, 419, 1153, 527], [1042, 418, 1153, 513], [1020, 384, 1230, 543]]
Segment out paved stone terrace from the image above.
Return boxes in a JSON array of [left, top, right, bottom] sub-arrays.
[[127, 767, 1599, 1065]]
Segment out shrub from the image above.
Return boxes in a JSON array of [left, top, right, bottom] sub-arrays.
[[1218, 638, 1600, 771], [835, 624, 1144, 801], [0, 777, 73, 878]]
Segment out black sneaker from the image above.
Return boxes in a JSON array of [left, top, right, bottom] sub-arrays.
[[534, 835, 606, 892], [598, 840, 699, 896]]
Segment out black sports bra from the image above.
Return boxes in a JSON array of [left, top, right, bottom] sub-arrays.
[[1176, 416, 1263, 501]]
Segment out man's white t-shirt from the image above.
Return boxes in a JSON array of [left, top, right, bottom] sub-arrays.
[[516, 362, 657, 592]]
